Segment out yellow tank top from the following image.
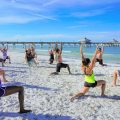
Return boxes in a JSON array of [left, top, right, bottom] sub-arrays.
[[84, 67, 95, 83]]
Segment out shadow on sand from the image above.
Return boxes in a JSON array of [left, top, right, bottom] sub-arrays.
[[0, 112, 73, 120], [94, 74, 105, 77], [37, 65, 56, 68], [78, 95, 120, 100], [10, 82, 59, 92], [5, 70, 27, 73], [4, 66, 28, 69]]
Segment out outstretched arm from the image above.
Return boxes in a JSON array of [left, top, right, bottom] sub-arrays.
[[102, 46, 104, 53], [60, 43, 63, 54], [89, 48, 98, 70], [48, 46, 51, 52], [52, 44, 54, 50], [25, 54, 27, 63], [80, 46, 85, 61], [6, 44, 8, 50]]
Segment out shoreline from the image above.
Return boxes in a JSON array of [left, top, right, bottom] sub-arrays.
[[5, 46, 120, 64]]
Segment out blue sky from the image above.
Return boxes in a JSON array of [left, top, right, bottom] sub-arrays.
[[0, 0, 120, 42]]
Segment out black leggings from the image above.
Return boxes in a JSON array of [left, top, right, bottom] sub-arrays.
[[56, 63, 69, 72]]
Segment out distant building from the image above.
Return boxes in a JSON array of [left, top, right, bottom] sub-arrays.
[[111, 39, 119, 43], [80, 37, 92, 44]]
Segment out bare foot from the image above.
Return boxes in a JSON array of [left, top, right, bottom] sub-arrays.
[[19, 109, 32, 114], [70, 97, 75, 102], [4, 80, 8, 82], [101, 94, 107, 97], [50, 72, 58, 75], [69, 93, 73, 96], [111, 84, 116, 87]]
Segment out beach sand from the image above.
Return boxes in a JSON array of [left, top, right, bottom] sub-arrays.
[[0, 51, 120, 120]]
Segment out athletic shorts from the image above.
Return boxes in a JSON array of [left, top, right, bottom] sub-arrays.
[[0, 58, 4, 62], [96, 59, 103, 65], [56, 63, 68, 72], [84, 81, 97, 88], [3, 56, 9, 62], [49, 58, 54, 64], [0, 87, 6, 97], [28, 59, 34, 66]]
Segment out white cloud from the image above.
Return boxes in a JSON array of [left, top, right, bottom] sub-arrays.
[[0, 0, 56, 24], [72, 7, 110, 18], [0, 0, 119, 24], [41, 0, 120, 7]]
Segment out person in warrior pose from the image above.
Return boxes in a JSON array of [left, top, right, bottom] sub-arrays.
[[112, 67, 120, 86], [0, 69, 31, 113], [70, 46, 106, 102], [0, 45, 11, 64], [96, 46, 106, 66], [51, 44, 71, 75]]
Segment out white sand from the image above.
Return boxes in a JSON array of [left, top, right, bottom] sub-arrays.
[[0, 51, 120, 120]]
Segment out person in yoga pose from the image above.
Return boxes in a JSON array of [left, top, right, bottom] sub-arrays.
[[31, 46, 39, 64], [96, 46, 106, 66], [0, 69, 31, 113], [48, 46, 54, 64], [51, 44, 71, 75], [0, 45, 11, 64], [25, 48, 37, 66], [70, 46, 106, 102], [112, 67, 120, 86]]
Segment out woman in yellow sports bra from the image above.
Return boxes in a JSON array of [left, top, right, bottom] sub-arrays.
[[71, 46, 106, 102]]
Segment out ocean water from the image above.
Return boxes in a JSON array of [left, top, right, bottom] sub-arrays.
[[5, 44, 120, 64]]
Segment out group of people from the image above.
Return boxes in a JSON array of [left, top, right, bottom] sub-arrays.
[[48, 45, 119, 102], [0, 44, 120, 114]]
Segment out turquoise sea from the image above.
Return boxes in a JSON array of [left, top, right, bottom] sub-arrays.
[[6, 44, 120, 64]]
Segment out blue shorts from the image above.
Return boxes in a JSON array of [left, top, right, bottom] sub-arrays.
[[0, 87, 6, 97]]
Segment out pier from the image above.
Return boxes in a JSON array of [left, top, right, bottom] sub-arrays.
[[0, 41, 120, 47]]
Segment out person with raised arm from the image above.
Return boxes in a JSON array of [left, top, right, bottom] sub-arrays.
[[48, 46, 54, 64], [96, 46, 106, 66], [51, 43, 71, 75], [70, 46, 106, 102], [0, 45, 11, 64], [25, 48, 37, 67], [31, 46, 39, 65]]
